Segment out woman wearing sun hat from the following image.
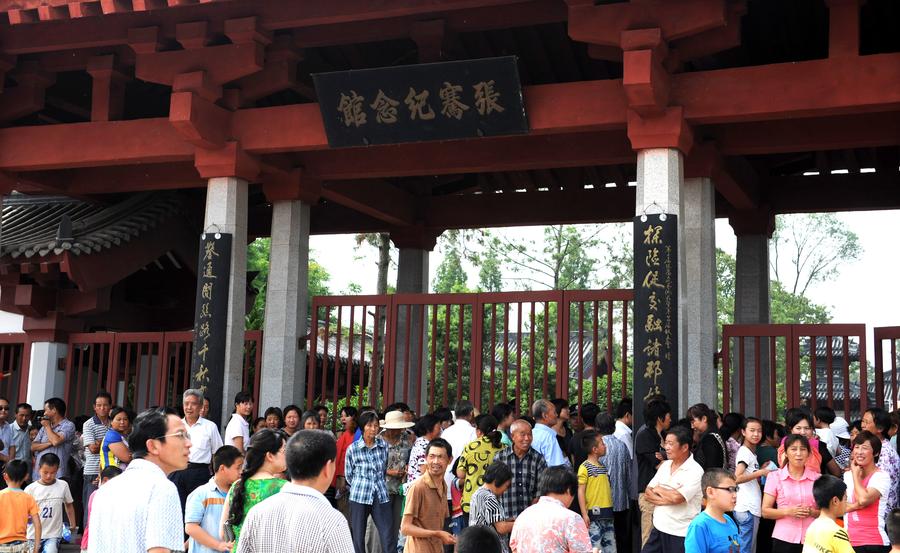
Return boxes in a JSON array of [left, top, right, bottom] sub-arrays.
[[382, 410, 415, 553]]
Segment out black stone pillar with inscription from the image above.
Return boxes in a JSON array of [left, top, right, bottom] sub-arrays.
[[189, 232, 232, 420], [633, 214, 678, 425]]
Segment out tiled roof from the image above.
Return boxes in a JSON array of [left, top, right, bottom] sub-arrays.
[[0, 192, 183, 259]]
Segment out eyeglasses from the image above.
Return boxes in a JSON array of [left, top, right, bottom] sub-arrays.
[[0, 405, 9, 411], [712, 486, 739, 494], [153, 430, 191, 441]]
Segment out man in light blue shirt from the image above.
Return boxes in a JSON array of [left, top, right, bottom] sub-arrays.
[[530, 399, 570, 467], [185, 445, 244, 553]]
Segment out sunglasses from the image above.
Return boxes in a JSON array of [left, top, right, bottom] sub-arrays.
[[0, 405, 9, 411]]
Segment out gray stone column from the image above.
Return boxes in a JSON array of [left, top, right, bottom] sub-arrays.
[[260, 200, 310, 409], [26, 342, 67, 406], [730, 211, 774, 417], [391, 229, 438, 414], [635, 148, 689, 415], [682, 177, 718, 409], [204, 176, 248, 425]]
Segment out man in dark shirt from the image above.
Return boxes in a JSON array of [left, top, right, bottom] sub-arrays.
[[634, 398, 672, 547]]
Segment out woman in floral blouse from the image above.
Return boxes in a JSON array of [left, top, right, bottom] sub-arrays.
[[406, 414, 442, 483]]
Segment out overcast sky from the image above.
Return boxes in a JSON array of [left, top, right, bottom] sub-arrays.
[[2, 210, 896, 365]]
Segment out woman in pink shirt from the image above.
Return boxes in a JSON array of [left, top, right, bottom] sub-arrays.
[[844, 430, 891, 552], [762, 434, 821, 553]]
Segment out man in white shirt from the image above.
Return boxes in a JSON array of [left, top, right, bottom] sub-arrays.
[[88, 406, 192, 553], [237, 430, 354, 553], [530, 399, 569, 467], [171, 389, 223, 511], [441, 400, 478, 504], [641, 424, 704, 553], [614, 398, 634, 458], [224, 391, 254, 453]]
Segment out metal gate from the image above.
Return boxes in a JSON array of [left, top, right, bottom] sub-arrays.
[[720, 324, 868, 419], [307, 289, 633, 421], [64, 331, 262, 418]]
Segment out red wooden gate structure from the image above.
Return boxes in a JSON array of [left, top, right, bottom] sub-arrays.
[[720, 324, 868, 419], [0, 334, 30, 405], [64, 330, 262, 418], [307, 290, 633, 425], [875, 326, 900, 412]]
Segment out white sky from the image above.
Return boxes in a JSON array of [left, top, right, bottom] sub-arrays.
[[3, 210, 897, 364]]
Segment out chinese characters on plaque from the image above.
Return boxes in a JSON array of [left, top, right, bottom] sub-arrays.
[[190, 233, 232, 417], [313, 56, 528, 147], [633, 215, 679, 410]]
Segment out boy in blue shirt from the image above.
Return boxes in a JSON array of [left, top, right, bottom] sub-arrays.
[[684, 468, 740, 553], [185, 445, 243, 553]]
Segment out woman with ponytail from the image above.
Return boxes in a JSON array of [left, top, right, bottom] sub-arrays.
[[456, 414, 507, 515], [219, 428, 287, 551]]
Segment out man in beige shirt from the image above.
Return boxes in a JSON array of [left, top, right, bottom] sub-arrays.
[[401, 438, 457, 553]]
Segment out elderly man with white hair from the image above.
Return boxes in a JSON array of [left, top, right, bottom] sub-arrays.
[[495, 419, 549, 520], [530, 399, 569, 468], [169, 388, 223, 511]]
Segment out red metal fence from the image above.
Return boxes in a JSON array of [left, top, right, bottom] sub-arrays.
[[307, 290, 633, 423], [720, 324, 868, 419], [875, 326, 900, 411], [64, 330, 263, 418], [0, 333, 29, 405]]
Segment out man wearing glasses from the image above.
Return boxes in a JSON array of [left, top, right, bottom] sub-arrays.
[[87, 406, 192, 553], [641, 424, 705, 553]]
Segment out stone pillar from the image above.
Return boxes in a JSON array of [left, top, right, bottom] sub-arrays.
[[634, 148, 688, 414], [391, 228, 439, 414], [260, 200, 311, 409], [26, 342, 67, 406], [730, 211, 775, 416], [682, 177, 718, 409], [203, 176, 248, 425]]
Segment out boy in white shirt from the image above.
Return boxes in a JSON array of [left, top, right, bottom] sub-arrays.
[[25, 453, 76, 553], [733, 417, 776, 553]]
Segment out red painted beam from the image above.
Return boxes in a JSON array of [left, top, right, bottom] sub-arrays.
[[767, 171, 900, 214], [0, 0, 564, 54], [300, 131, 635, 179], [1, 54, 898, 177], [321, 180, 416, 227]]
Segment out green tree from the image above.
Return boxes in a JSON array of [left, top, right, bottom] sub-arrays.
[[433, 244, 469, 293], [771, 213, 862, 296], [477, 248, 503, 292], [478, 225, 602, 290], [245, 238, 331, 330]]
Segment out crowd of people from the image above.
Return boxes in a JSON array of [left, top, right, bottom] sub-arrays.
[[4, 390, 900, 553]]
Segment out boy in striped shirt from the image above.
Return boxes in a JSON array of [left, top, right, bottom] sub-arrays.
[[184, 446, 243, 553]]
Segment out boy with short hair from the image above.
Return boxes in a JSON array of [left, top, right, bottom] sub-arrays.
[[815, 406, 839, 456], [24, 454, 75, 553], [802, 474, 853, 553], [0, 460, 41, 553], [684, 468, 740, 553], [185, 445, 244, 553], [577, 429, 616, 553]]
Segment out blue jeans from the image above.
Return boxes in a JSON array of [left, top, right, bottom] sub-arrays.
[[350, 500, 393, 553], [733, 510, 759, 553], [27, 538, 60, 553], [588, 517, 617, 553]]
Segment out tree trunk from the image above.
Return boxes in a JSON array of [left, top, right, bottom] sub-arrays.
[[371, 232, 390, 405]]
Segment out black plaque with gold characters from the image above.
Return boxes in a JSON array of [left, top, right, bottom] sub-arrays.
[[633, 214, 678, 415], [190, 232, 232, 418], [313, 56, 528, 147]]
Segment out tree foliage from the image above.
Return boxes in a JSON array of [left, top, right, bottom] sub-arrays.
[[771, 213, 862, 296], [432, 243, 469, 293], [245, 238, 331, 330]]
